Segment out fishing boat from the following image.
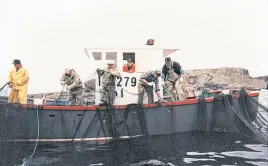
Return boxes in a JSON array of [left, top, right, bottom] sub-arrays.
[[0, 47, 266, 144]]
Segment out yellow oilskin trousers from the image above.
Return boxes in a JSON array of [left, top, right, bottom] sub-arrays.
[[8, 67, 29, 104]]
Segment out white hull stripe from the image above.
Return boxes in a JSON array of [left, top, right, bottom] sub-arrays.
[[0, 135, 142, 143]]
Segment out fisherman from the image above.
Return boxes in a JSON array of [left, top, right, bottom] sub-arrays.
[[123, 58, 135, 73], [161, 57, 185, 101], [138, 70, 162, 104], [7, 59, 29, 104], [266, 77, 268, 90], [60, 69, 84, 105], [97, 60, 121, 106]]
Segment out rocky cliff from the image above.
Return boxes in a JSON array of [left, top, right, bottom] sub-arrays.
[[28, 67, 266, 99], [254, 75, 268, 89], [182, 67, 266, 90]]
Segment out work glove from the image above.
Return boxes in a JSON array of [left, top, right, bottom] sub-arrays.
[[8, 82, 13, 88], [180, 77, 183, 83], [65, 86, 71, 91], [161, 83, 167, 88], [147, 82, 154, 86], [110, 71, 115, 75], [60, 81, 66, 86]]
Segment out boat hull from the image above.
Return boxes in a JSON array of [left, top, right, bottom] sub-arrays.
[[0, 93, 259, 143]]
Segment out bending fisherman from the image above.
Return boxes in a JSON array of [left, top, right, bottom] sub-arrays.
[[7, 59, 29, 104], [138, 70, 162, 104], [97, 60, 121, 106], [60, 69, 84, 105], [161, 57, 185, 101]]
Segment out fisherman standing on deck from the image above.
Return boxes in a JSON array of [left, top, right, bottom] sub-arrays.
[[60, 69, 84, 105], [7, 59, 29, 104], [138, 70, 162, 104], [161, 57, 185, 101], [97, 60, 121, 106]]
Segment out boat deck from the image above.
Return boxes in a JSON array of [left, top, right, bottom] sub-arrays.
[[5, 91, 259, 111]]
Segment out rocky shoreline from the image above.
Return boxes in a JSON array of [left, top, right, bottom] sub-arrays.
[[254, 75, 268, 89], [28, 67, 267, 99], [182, 67, 266, 90]]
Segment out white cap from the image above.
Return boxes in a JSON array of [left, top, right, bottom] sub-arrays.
[[64, 68, 74, 74], [107, 60, 114, 65], [155, 70, 161, 75]]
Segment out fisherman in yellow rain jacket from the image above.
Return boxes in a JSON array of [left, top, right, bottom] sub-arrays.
[[7, 59, 29, 104]]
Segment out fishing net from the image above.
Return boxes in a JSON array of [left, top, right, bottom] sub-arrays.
[[197, 88, 268, 144], [71, 88, 150, 144], [0, 83, 8, 103]]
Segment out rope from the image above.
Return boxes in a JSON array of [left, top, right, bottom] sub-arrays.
[[122, 88, 142, 96], [22, 106, 40, 166], [87, 71, 97, 80], [56, 86, 65, 100], [224, 95, 268, 144], [249, 96, 268, 112], [72, 108, 87, 140], [57, 71, 97, 101], [121, 84, 163, 103], [0, 86, 8, 100], [121, 88, 150, 104], [59, 69, 161, 105], [0, 83, 8, 92]]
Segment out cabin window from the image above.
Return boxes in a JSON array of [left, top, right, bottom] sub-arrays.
[[123, 53, 135, 63], [122, 52, 136, 73], [106, 52, 117, 65], [92, 52, 102, 60]]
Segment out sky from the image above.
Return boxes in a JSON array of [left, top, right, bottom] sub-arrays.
[[0, 0, 267, 94]]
